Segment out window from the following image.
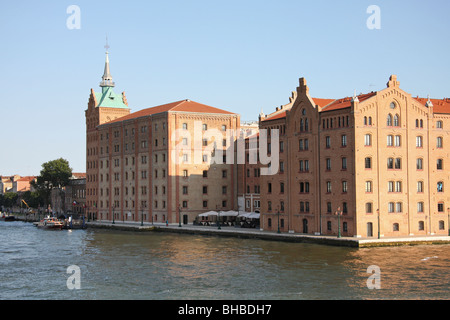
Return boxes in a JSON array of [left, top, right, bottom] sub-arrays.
[[203, 186, 208, 194], [387, 114, 393, 126], [438, 203, 444, 212], [439, 221, 445, 230], [327, 202, 332, 213], [393, 223, 399, 232], [388, 202, 394, 213], [394, 135, 401, 147], [183, 170, 188, 177], [341, 135, 347, 147], [418, 221, 424, 231], [387, 135, 393, 146], [437, 137, 443, 148], [395, 158, 401, 169], [182, 123, 188, 130], [364, 134, 371, 146], [396, 202, 402, 213], [437, 121, 443, 129], [417, 158, 423, 170], [395, 181, 402, 192], [202, 124, 207, 131], [417, 181, 423, 193], [203, 201, 208, 208], [417, 202, 424, 213], [388, 181, 394, 192], [387, 158, 394, 169], [365, 157, 372, 169], [268, 183, 272, 193], [326, 181, 332, 193], [326, 158, 331, 170], [342, 181, 348, 193], [280, 182, 285, 193], [182, 186, 188, 194], [437, 182, 443, 192], [326, 136, 331, 148], [416, 136, 423, 148], [437, 159, 443, 170], [365, 181, 372, 193], [202, 170, 208, 178], [366, 202, 373, 214], [342, 157, 347, 170], [390, 102, 396, 109], [393, 114, 400, 127]]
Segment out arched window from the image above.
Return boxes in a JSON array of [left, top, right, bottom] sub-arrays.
[[387, 114, 393, 126], [393, 114, 400, 127], [364, 116, 367, 125], [393, 223, 399, 231]]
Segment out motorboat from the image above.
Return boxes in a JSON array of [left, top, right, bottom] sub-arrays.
[[36, 217, 64, 230], [0, 213, 15, 221]]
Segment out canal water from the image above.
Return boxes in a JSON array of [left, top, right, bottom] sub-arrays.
[[0, 220, 448, 300]]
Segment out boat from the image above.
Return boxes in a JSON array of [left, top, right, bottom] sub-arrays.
[[0, 213, 15, 221], [36, 217, 64, 230]]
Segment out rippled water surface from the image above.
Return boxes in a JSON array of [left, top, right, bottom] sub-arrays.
[[0, 221, 449, 299]]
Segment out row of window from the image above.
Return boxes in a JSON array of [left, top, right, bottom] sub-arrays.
[[363, 134, 444, 148], [365, 157, 444, 170], [365, 202, 447, 214]]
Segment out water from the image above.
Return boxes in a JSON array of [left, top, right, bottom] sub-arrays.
[[0, 220, 449, 300]]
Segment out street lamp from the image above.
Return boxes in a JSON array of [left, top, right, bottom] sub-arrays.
[[277, 206, 281, 234], [447, 207, 450, 236], [377, 208, 380, 239], [218, 209, 221, 230], [112, 205, 115, 224], [335, 207, 342, 238]]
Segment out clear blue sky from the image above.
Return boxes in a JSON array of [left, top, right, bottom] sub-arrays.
[[1, 0, 449, 176]]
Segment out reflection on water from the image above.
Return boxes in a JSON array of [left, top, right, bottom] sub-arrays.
[[0, 221, 448, 299]]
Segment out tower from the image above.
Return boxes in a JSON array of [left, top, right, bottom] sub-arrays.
[[85, 41, 131, 220]]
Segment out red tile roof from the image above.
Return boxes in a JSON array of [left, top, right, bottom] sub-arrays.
[[319, 92, 377, 112], [106, 100, 235, 124], [262, 111, 287, 122], [413, 97, 450, 114]]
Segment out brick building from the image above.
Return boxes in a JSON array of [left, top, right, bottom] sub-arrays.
[[258, 75, 450, 237], [85, 50, 240, 224]]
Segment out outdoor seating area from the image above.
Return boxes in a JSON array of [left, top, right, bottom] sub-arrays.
[[194, 210, 260, 229]]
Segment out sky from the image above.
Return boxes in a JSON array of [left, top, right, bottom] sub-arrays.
[[1, 0, 449, 176]]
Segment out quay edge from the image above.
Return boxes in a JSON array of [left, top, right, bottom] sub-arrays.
[[86, 222, 450, 248]]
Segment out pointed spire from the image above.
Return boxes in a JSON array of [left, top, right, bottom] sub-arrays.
[[426, 94, 433, 107], [352, 90, 359, 102], [100, 36, 115, 88]]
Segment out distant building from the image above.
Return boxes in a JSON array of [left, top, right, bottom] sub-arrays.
[[12, 176, 36, 193], [0, 175, 21, 194]]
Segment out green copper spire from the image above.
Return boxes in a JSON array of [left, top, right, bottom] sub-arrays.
[[94, 38, 129, 109]]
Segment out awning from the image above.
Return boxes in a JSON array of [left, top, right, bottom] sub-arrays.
[[238, 212, 260, 219], [218, 210, 239, 217], [198, 211, 218, 217]]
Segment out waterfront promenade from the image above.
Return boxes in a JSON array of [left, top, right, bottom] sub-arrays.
[[86, 220, 450, 248]]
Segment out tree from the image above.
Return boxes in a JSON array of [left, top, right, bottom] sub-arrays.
[[32, 158, 72, 212]]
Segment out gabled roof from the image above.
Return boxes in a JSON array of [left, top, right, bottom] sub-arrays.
[[105, 99, 235, 125], [413, 97, 450, 114]]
